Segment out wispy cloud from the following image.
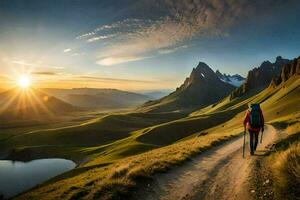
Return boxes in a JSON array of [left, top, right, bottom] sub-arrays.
[[11, 60, 65, 69], [71, 52, 85, 57], [158, 45, 189, 55], [87, 36, 108, 43], [52, 66, 65, 69], [11, 60, 33, 66], [96, 55, 150, 66], [76, 32, 96, 39], [0, 74, 10, 80], [32, 71, 57, 76], [78, 75, 155, 83], [75, 0, 277, 66], [86, 34, 116, 43], [63, 48, 71, 53]]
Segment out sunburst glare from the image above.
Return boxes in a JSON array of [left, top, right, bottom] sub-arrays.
[[17, 75, 31, 89]]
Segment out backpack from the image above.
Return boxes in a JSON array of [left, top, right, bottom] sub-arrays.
[[249, 104, 262, 128]]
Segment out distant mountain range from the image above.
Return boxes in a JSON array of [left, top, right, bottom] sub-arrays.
[[0, 56, 293, 123], [0, 89, 77, 122], [140, 62, 236, 112], [140, 56, 294, 113], [215, 70, 245, 87], [44, 88, 151, 110], [141, 90, 173, 100]]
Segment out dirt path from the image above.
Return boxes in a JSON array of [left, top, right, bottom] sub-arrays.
[[135, 125, 277, 200]]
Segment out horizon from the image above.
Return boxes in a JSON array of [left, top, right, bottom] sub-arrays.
[[0, 1, 299, 199], [0, 54, 295, 93], [0, 0, 300, 91]]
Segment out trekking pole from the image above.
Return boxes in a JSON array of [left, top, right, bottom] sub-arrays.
[[243, 128, 246, 158], [260, 128, 264, 144]]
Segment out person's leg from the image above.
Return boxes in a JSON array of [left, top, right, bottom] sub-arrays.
[[249, 131, 254, 155], [254, 132, 259, 151]]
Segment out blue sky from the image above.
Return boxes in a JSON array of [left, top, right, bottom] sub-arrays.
[[0, 0, 299, 91]]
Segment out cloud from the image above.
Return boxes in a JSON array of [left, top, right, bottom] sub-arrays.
[[63, 48, 71, 53], [32, 71, 57, 76], [87, 36, 107, 43], [11, 60, 32, 66], [158, 45, 189, 54], [52, 66, 65, 69], [0, 74, 10, 80], [96, 56, 149, 66], [93, 17, 198, 65], [89, 0, 255, 65], [11, 60, 65, 69], [78, 75, 155, 83], [86, 34, 116, 43], [76, 0, 279, 66], [76, 32, 96, 39], [71, 52, 85, 56]]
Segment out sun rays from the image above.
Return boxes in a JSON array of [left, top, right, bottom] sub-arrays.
[[17, 75, 31, 89], [0, 60, 58, 120], [0, 87, 55, 120]]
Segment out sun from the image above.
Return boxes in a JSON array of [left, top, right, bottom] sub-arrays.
[[17, 76, 31, 89]]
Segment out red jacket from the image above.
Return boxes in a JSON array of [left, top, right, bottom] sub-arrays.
[[243, 109, 264, 132]]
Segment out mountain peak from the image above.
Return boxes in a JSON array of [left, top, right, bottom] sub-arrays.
[[230, 56, 291, 99], [260, 60, 272, 68], [276, 56, 283, 61], [180, 62, 223, 90], [190, 62, 213, 78], [215, 70, 245, 87], [141, 61, 235, 112], [196, 62, 210, 69], [274, 56, 290, 66], [270, 56, 300, 87]]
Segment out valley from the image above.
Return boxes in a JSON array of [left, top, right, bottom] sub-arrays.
[[1, 2, 300, 200], [0, 56, 299, 200]]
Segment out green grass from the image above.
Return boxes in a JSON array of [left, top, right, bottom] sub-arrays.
[[9, 74, 300, 199], [267, 117, 300, 200], [272, 142, 300, 200], [0, 111, 186, 163], [15, 125, 240, 200]]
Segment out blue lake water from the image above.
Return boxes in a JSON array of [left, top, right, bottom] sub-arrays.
[[0, 158, 76, 198]]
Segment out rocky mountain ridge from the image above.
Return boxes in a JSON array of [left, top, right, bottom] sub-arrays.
[[230, 56, 291, 99]]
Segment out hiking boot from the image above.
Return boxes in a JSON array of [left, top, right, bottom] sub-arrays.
[[250, 151, 254, 156]]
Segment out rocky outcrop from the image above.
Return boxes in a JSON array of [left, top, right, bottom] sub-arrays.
[[270, 56, 300, 87], [230, 56, 291, 99]]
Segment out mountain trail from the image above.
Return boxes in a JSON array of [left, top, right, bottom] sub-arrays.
[[134, 125, 277, 200]]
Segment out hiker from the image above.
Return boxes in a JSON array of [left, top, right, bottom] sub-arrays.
[[243, 103, 264, 155]]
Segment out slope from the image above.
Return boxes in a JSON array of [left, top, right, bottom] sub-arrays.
[[14, 57, 299, 200], [140, 62, 235, 113], [44, 88, 150, 110], [136, 57, 300, 146], [0, 88, 78, 123]]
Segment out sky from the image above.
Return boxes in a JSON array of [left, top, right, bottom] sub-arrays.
[[0, 0, 300, 92]]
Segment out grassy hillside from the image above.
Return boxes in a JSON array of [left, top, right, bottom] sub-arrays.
[[44, 88, 150, 110], [272, 141, 300, 199], [0, 111, 187, 162], [135, 75, 299, 147], [14, 122, 241, 200], [0, 88, 78, 125], [12, 64, 299, 199], [264, 114, 300, 199]]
